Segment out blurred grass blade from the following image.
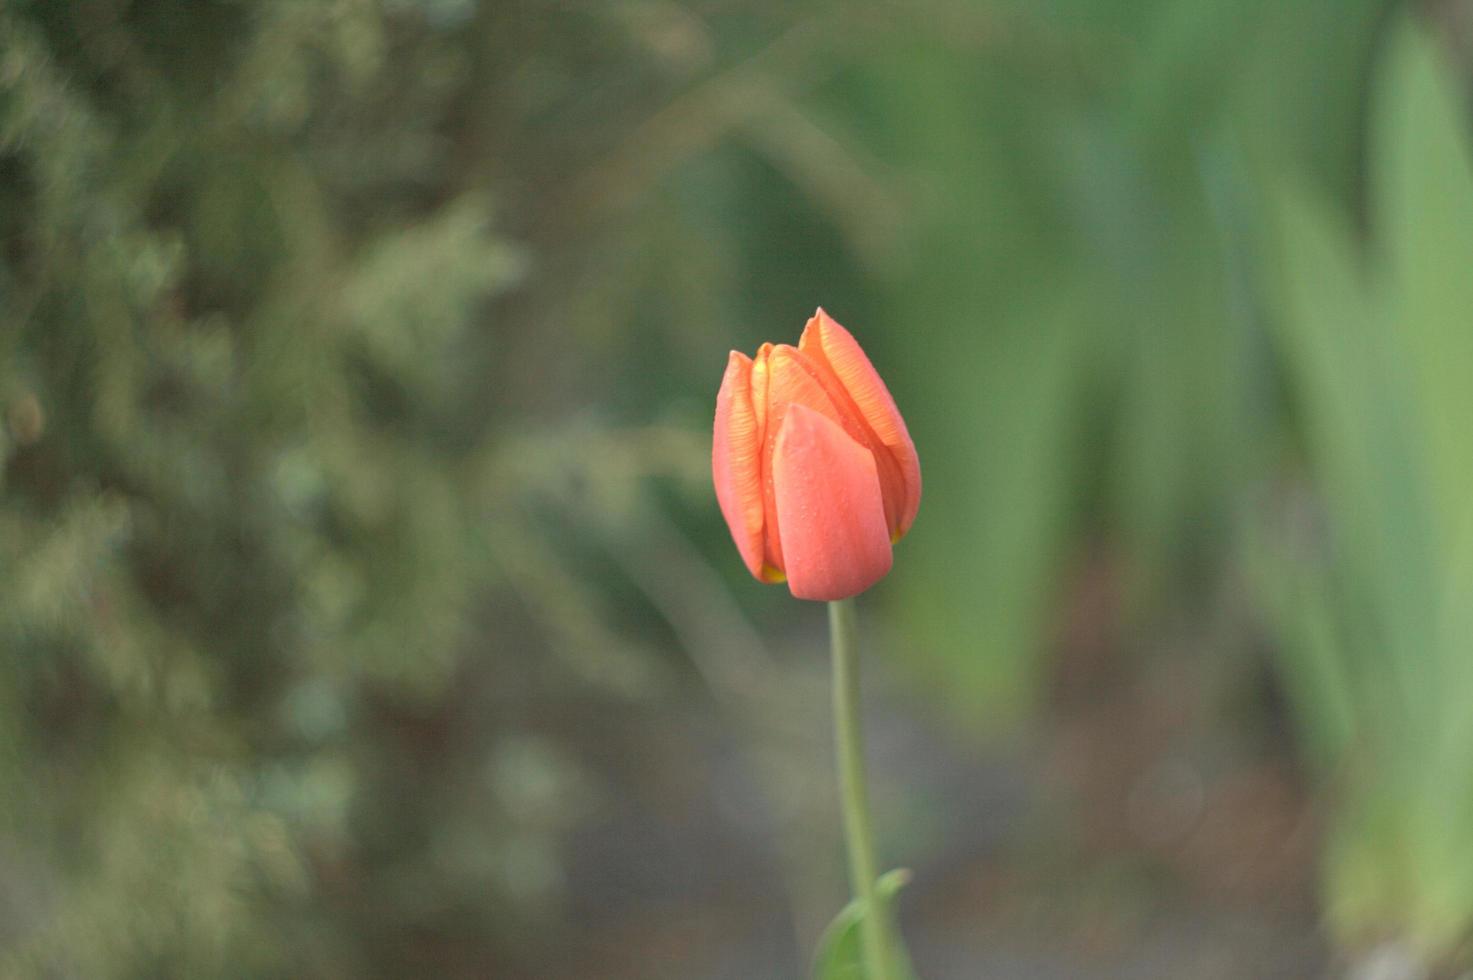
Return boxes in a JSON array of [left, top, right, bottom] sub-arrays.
[[1260, 15, 1473, 962]]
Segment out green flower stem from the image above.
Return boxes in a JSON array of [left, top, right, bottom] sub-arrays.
[[828, 597, 893, 980]]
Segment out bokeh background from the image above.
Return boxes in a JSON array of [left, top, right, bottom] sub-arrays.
[[4, 0, 1473, 977]]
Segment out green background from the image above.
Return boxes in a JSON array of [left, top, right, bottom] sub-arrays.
[[4, 0, 1473, 976]]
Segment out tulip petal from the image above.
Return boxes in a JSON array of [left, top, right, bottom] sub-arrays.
[[760, 344, 854, 574], [713, 351, 767, 580], [799, 308, 922, 539], [771, 403, 893, 601], [766, 344, 872, 445]]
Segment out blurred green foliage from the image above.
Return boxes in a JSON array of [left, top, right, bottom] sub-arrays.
[[872, 0, 1385, 726], [0, 1, 564, 975], [4, 0, 1473, 975], [1259, 22, 1473, 960]]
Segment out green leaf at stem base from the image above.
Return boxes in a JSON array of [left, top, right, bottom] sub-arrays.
[[812, 869, 920, 980]]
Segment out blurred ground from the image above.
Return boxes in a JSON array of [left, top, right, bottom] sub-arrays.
[[512, 551, 1326, 980]]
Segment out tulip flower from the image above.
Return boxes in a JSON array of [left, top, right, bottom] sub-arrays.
[[712, 308, 921, 601], [712, 308, 922, 980]]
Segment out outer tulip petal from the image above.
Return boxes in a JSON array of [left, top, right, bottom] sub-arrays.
[[771, 403, 893, 601], [713, 351, 766, 580], [759, 344, 853, 573], [799, 308, 922, 539]]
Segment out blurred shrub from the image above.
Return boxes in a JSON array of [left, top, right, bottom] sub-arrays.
[[0, 2, 573, 976]]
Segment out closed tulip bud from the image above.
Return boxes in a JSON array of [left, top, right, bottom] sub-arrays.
[[712, 308, 921, 601]]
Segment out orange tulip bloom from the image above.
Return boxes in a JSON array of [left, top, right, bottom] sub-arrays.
[[712, 308, 921, 601]]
